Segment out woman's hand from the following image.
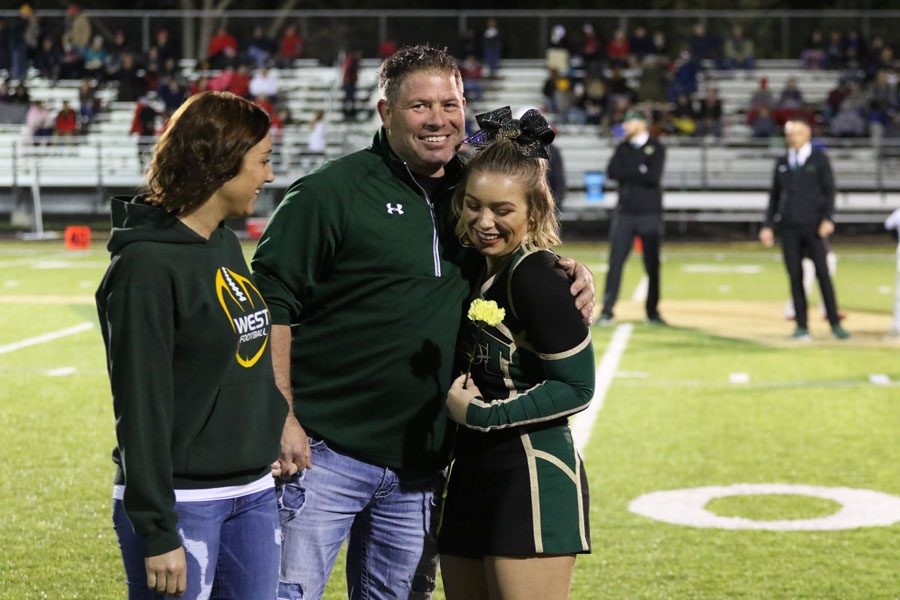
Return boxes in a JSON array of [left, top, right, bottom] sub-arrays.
[[145, 547, 186, 597], [446, 374, 483, 424]]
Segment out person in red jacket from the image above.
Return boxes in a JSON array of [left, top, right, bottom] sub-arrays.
[[207, 25, 238, 69], [55, 100, 79, 137]]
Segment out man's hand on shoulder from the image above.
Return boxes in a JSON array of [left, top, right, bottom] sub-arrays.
[[558, 257, 596, 325]]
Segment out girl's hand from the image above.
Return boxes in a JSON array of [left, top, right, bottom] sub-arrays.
[[446, 373, 483, 424]]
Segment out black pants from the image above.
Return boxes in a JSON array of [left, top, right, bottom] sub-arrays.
[[780, 224, 841, 328], [602, 212, 662, 318]]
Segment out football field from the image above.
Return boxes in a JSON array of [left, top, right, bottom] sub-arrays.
[[1, 238, 898, 599]]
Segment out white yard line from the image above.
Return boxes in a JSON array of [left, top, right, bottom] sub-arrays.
[[572, 323, 634, 452], [631, 276, 649, 302], [0, 322, 94, 355]]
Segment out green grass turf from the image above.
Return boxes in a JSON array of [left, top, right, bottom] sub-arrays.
[[0, 240, 897, 599], [705, 495, 842, 521]]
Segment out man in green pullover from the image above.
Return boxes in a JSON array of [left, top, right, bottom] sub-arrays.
[[252, 45, 594, 600]]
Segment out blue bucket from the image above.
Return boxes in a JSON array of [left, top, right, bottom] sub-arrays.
[[584, 171, 606, 202]]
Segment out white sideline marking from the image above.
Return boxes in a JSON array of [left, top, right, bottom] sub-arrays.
[[631, 276, 648, 302], [0, 322, 94, 355], [616, 371, 649, 379], [869, 374, 891, 386], [4, 280, 19, 288], [572, 323, 634, 452], [729, 372, 750, 384], [718, 285, 731, 293], [878, 286, 892, 295], [47, 367, 77, 377]]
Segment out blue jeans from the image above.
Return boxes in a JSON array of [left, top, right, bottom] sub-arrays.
[[113, 487, 281, 599], [277, 437, 442, 600]]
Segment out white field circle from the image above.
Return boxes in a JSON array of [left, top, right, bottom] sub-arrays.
[[629, 484, 900, 531]]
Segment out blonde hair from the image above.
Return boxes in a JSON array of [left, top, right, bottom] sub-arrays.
[[453, 139, 560, 249]]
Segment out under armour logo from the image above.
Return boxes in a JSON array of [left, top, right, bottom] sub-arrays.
[[386, 203, 405, 215]]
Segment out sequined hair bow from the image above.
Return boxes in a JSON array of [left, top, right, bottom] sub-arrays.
[[462, 106, 555, 159]]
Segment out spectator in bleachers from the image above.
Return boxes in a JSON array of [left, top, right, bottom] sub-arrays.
[[189, 75, 210, 96], [83, 35, 108, 80], [482, 18, 502, 78], [78, 78, 98, 122], [651, 30, 667, 58], [824, 31, 845, 70], [229, 64, 252, 98], [9, 5, 31, 82], [9, 82, 29, 104], [247, 26, 276, 70], [307, 109, 327, 155], [670, 93, 697, 136], [105, 30, 132, 79], [152, 28, 179, 65], [607, 67, 634, 101], [546, 24, 570, 74], [669, 49, 699, 101], [844, 30, 868, 70], [115, 53, 144, 102], [868, 69, 898, 111], [723, 24, 754, 71], [59, 38, 84, 79], [24, 100, 54, 142], [62, 4, 91, 57], [0, 81, 11, 103], [55, 99, 78, 136], [581, 23, 602, 70], [459, 54, 483, 101], [34, 37, 62, 82], [208, 25, 238, 70], [161, 57, 179, 82], [777, 77, 805, 110], [277, 24, 303, 67], [249, 66, 279, 102], [341, 49, 360, 121], [831, 97, 867, 137], [583, 75, 609, 125], [689, 22, 721, 64], [131, 96, 157, 169], [630, 25, 654, 62], [542, 68, 560, 114], [749, 76, 774, 110], [801, 30, 827, 70], [607, 29, 631, 69], [824, 78, 851, 120], [636, 55, 667, 104], [866, 44, 894, 81], [143, 45, 162, 91], [697, 86, 723, 138], [751, 106, 776, 138], [158, 78, 188, 117]]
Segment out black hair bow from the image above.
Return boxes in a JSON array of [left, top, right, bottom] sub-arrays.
[[463, 106, 555, 159]]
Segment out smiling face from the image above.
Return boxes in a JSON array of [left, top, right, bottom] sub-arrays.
[[217, 133, 274, 218], [377, 69, 466, 177], [462, 171, 532, 269]]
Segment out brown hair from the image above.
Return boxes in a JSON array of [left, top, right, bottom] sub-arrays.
[[145, 91, 270, 215], [377, 44, 462, 105], [453, 139, 560, 249]]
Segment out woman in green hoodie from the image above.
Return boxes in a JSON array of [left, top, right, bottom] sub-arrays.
[[96, 91, 287, 599]]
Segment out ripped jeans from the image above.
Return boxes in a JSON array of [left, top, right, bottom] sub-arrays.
[[113, 488, 280, 599], [276, 436, 442, 600]]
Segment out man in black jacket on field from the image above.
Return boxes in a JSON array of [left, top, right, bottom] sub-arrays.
[[599, 109, 667, 325], [759, 117, 850, 339]]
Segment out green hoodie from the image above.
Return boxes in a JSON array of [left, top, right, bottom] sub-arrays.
[[252, 129, 480, 471], [96, 196, 287, 557]]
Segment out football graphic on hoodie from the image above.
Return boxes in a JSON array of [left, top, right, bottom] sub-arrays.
[[215, 267, 271, 368]]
